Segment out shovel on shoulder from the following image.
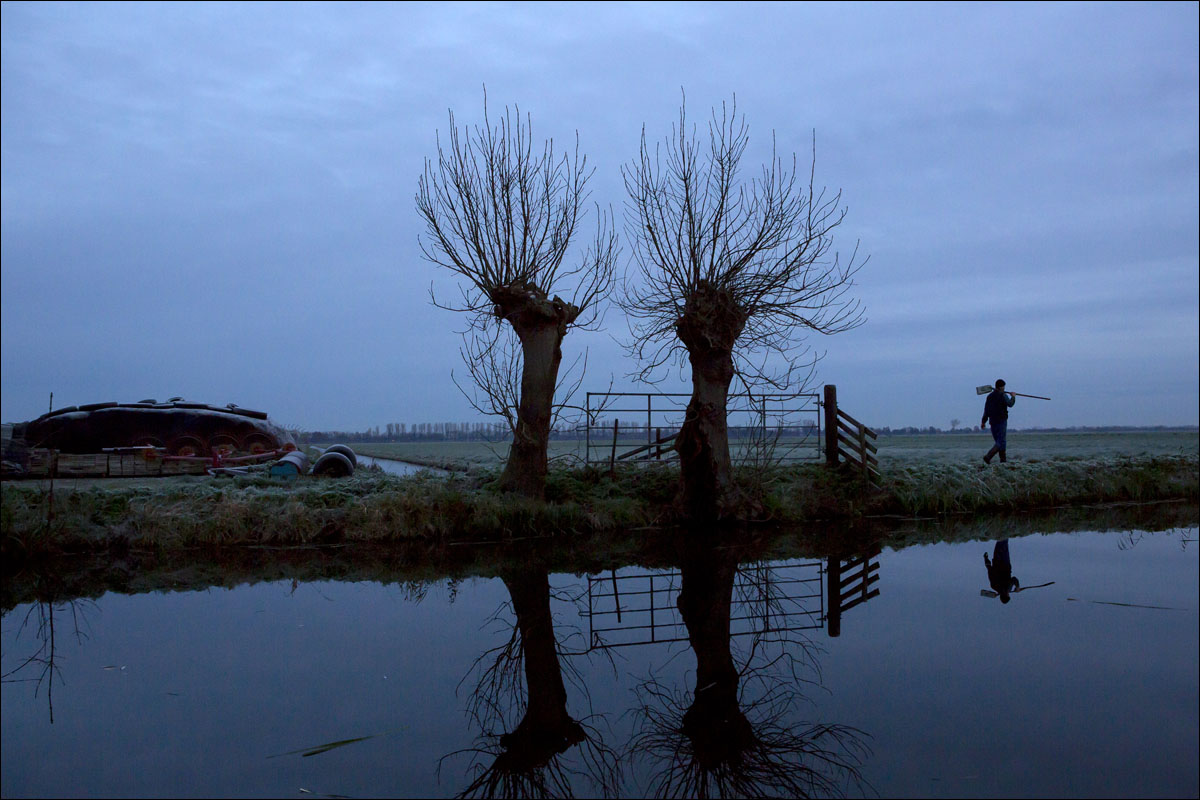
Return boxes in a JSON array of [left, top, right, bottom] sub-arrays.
[[976, 385, 1051, 400]]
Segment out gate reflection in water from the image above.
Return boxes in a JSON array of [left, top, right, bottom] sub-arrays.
[[584, 549, 883, 648]]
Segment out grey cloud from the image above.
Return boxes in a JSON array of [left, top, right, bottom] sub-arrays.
[[2, 1, 1196, 430]]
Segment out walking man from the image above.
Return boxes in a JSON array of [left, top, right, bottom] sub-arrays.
[[980, 379, 1015, 464]]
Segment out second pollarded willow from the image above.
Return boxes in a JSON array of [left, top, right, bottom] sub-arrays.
[[622, 96, 866, 519]]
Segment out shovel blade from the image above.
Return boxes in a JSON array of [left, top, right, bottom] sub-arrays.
[[976, 385, 993, 395]]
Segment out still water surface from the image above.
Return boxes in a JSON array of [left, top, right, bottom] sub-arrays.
[[355, 454, 448, 477], [3, 527, 1196, 798]]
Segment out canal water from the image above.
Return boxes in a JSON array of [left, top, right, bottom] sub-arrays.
[[2, 525, 1196, 798], [355, 453, 448, 477], [315, 449, 448, 477]]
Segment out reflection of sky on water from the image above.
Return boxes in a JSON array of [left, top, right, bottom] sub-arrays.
[[2, 528, 1196, 798], [1, 578, 509, 797], [819, 530, 1199, 798]]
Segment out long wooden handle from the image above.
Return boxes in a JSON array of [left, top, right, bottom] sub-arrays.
[[1010, 391, 1051, 400]]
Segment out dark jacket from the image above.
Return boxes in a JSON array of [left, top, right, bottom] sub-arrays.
[[981, 389, 1015, 426]]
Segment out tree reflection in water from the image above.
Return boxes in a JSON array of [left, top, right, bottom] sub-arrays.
[[1, 597, 97, 724], [445, 563, 618, 798], [628, 533, 871, 798]]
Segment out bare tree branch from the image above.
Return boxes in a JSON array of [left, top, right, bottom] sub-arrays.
[[418, 94, 617, 329], [621, 96, 864, 386], [417, 91, 619, 497]]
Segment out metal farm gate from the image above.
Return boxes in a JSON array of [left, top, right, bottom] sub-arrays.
[[583, 391, 822, 467]]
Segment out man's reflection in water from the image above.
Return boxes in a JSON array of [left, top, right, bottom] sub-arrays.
[[628, 530, 871, 798], [981, 539, 1055, 601], [984, 540, 1020, 602], [446, 562, 616, 798]]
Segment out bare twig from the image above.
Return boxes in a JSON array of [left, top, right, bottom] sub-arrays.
[[620, 95, 865, 387]]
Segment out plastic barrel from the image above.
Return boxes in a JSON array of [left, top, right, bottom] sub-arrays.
[[323, 444, 357, 468], [275, 451, 310, 472], [312, 451, 354, 477]]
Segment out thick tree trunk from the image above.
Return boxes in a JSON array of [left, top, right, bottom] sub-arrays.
[[677, 348, 736, 519], [497, 322, 563, 498], [674, 282, 746, 520], [492, 283, 578, 500]]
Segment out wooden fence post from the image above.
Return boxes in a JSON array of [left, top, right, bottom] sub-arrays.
[[824, 385, 838, 466], [609, 419, 619, 474], [647, 395, 652, 447]]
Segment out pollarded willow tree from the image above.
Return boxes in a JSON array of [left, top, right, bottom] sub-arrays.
[[417, 100, 617, 499], [622, 98, 865, 520]]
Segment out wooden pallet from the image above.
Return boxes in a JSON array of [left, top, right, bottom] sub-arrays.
[[25, 449, 209, 478]]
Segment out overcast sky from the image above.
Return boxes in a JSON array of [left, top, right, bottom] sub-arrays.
[[3, 1, 1197, 432]]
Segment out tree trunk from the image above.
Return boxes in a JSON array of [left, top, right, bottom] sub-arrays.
[[674, 282, 746, 520], [497, 322, 563, 499], [492, 283, 578, 500], [677, 350, 736, 519]]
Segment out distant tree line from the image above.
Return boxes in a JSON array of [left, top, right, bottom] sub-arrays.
[[301, 421, 583, 444], [302, 418, 828, 444], [300, 421, 1194, 445]]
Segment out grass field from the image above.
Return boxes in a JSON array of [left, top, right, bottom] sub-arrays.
[[874, 431, 1198, 464], [326, 430, 1199, 472]]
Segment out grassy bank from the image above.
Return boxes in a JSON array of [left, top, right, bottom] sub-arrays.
[[2, 451, 1196, 561], [334, 430, 1199, 471], [778, 454, 1200, 518]]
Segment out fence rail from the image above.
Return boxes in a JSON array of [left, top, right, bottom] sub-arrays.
[[823, 385, 880, 487], [824, 548, 882, 637]]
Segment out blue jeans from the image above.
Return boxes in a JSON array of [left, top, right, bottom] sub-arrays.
[[990, 420, 1007, 450]]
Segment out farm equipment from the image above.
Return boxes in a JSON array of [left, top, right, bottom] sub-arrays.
[[3, 399, 297, 477]]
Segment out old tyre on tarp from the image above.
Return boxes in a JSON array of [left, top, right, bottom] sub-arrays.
[[168, 436, 207, 457], [130, 432, 165, 449], [323, 444, 357, 468], [241, 433, 273, 455], [209, 433, 239, 456], [312, 451, 354, 478]]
